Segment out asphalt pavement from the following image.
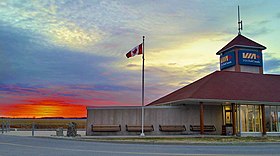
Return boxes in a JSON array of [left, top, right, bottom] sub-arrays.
[[0, 135, 280, 156]]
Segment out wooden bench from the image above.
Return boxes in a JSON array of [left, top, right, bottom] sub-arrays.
[[126, 125, 154, 132], [190, 125, 216, 132], [159, 125, 186, 132], [92, 124, 121, 132]]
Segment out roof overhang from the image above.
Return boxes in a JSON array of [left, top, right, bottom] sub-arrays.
[[152, 98, 280, 106], [87, 105, 189, 110], [216, 45, 266, 55]]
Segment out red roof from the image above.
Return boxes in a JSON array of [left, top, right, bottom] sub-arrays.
[[148, 71, 280, 106], [216, 34, 266, 55]]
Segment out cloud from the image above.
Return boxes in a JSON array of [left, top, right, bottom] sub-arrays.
[[276, 12, 280, 18], [244, 19, 273, 37], [1, 0, 280, 116], [143, 61, 219, 103], [0, 102, 86, 118], [0, 24, 116, 85], [0, 0, 103, 51], [263, 57, 280, 74], [246, 27, 271, 37], [0, 83, 140, 108], [168, 63, 177, 66], [126, 64, 140, 68], [147, 62, 219, 86]]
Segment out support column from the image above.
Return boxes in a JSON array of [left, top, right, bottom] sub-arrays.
[[200, 102, 204, 135], [234, 48, 241, 72], [232, 103, 236, 136], [261, 104, 266, 136]]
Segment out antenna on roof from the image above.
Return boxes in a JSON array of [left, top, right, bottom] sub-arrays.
[[238, 5, 243, 35]]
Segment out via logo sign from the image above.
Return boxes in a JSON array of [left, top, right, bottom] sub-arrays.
[[220, 51, 236, 70], [242, 53, 261, 60], [220, 55, 232, 64], [238, 50, 262, 67]]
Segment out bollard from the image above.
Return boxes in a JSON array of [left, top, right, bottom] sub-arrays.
[[32, 122, 35, 136], [5, 122, 8, 133], [1, 122, 3, 134], [56, 128, 64, 136], [7, 121, 10, 132]]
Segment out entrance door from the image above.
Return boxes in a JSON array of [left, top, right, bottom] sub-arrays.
[[222, 105, 234, 135], [224, 106, 232, 125]]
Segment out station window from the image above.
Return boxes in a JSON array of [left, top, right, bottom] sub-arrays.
[[240, 105, 262, 132], [265, 106, 280, 132]]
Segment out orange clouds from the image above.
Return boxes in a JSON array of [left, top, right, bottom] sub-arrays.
[[1, 99, 86, 118], [0, 84, 141, 118]]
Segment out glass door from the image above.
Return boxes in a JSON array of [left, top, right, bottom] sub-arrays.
[[224, 105, 232, 125]]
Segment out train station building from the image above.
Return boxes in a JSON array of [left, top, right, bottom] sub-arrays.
[[86, 34, 280, 136]]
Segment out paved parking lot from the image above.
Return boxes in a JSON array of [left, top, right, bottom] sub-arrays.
[[1, 135, 280, 156]]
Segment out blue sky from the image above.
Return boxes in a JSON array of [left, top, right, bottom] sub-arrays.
[[0, 0, 279, 117]]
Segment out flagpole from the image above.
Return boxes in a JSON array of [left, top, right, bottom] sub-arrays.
[[140, 36, 145, 137]]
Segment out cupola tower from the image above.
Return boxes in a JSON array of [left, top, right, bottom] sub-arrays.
[[216, 6, 266, 74]]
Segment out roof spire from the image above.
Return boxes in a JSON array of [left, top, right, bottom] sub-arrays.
[[238, 5, 243, 35]]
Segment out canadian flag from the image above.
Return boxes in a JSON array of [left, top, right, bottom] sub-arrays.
[[126, 43, 143, 58]]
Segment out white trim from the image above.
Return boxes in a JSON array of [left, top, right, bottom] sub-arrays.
[[86, 105, 189, 110], [267, 132, 280, 136], [217, 45, 266, 55], [239, 104, 242, 134], [240, 132, 262, 137], [152, 98, 280, 106], [241, 132, 280, 137]]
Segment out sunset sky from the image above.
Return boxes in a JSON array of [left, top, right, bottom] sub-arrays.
[[1, 0, 280, 118]]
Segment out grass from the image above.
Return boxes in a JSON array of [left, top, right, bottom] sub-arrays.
[[88, 136, 280, 144]]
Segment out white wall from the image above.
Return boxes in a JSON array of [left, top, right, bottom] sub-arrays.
[[240, 65, 260, 73], [86, 105, 223, 135]]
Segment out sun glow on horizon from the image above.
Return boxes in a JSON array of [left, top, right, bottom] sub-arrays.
[[1, 100, 86, 118]]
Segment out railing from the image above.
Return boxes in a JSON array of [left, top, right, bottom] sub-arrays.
[[1, 118, 86, 136], [1, 121, 11, 134]]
